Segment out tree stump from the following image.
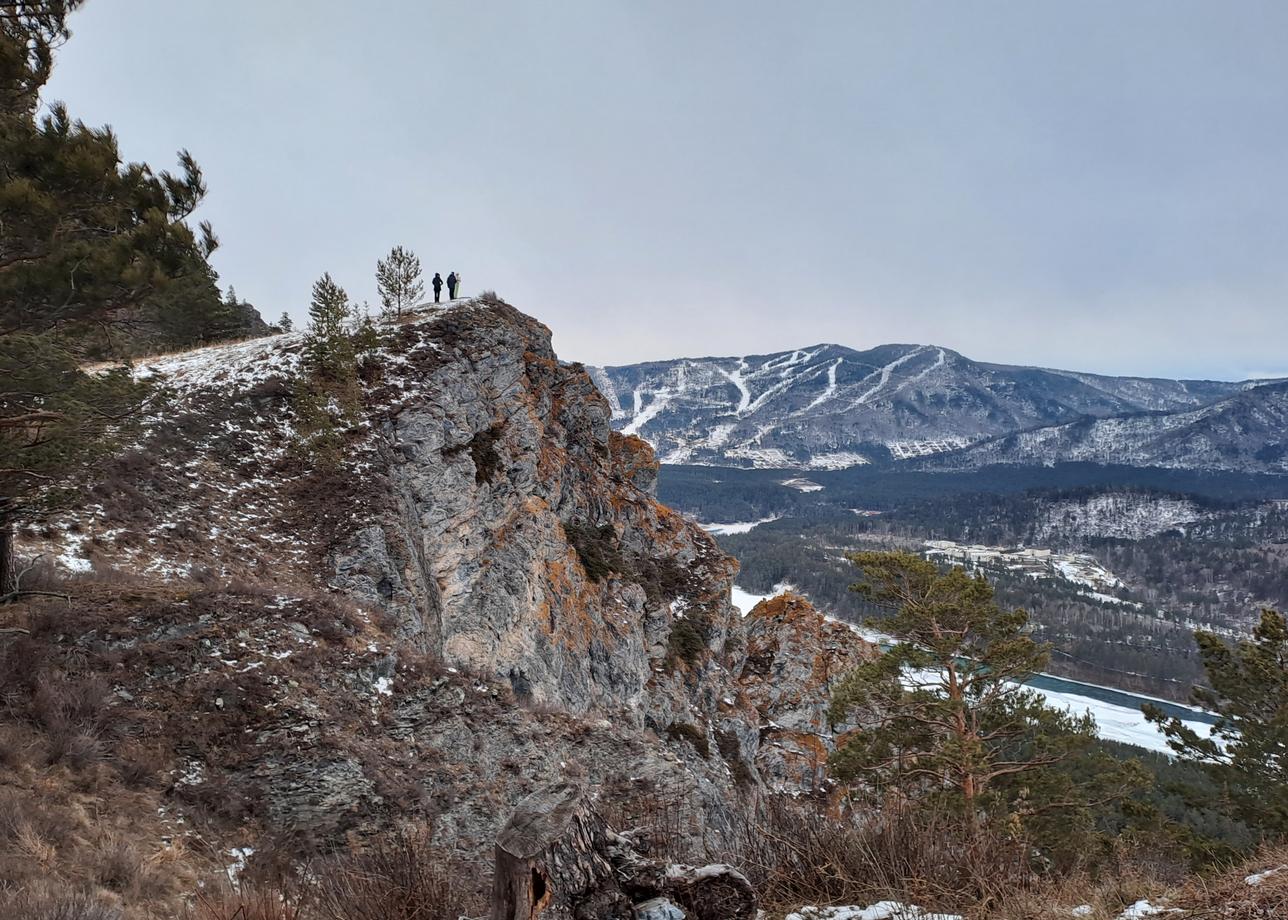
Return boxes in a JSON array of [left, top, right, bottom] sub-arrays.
[[491, 780, 757, 920], [491, 780, 631, 920]]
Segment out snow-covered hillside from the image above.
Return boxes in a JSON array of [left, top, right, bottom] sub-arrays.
[[590, 344, 1245, 470], [922, 381, 1288, 475], [1034, 493, 1207, 541]]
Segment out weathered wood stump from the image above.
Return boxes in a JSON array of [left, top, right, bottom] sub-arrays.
[[491, 780, 631, 920], [491, 780, 757, 920]]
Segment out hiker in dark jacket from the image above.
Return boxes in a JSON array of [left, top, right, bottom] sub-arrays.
[[446, 271, 458, 300], [432, 272, 443, 303]]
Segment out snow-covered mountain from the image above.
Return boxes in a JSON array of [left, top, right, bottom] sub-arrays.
[[919, 380, 1288, 475], [589, 344, 1251, 470]]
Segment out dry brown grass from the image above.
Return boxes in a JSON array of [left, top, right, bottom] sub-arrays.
[[960, 868, 1167, 920], [1175, 846, 1288, 919], [311, 828, 480, 920], [0, 884, 128, 920], [0, 774, 194, 918], [0, 560, 477, 919], [181, 829, 479, 920], [0, 589, 195, 918], [720, 800, 1037, 917], [187, 882, 312, 920]]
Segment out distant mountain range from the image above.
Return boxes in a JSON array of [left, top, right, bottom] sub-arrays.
[[589, 344, 1287, 474], [922, 379, 1288, 474]]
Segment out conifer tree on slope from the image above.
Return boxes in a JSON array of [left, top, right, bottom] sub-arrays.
[[829, 551, 1142, 847], [303, 273, 355, 383], [0, 1, 219, 597], [375, 245, 424, 317], [1145, 608, 1288, 838], [291, 274, 360, 468]]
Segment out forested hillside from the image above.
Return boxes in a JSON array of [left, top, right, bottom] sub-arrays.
[[660, 465, 1288, 699]]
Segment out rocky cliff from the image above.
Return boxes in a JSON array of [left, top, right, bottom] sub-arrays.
[[737, 594, 875, 793], [11, 296, 871, 880]]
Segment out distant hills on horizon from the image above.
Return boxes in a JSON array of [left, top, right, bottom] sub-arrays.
[[588, 342, 1288, 475]]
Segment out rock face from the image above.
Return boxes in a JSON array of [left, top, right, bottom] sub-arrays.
[[23, 297, 863, 863], [737, 594, 875, 792], [588, 344, 1255, 470], [330, 300, 744, 725]]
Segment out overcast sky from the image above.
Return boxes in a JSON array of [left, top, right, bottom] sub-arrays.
[[44, 1, 1288, 379]]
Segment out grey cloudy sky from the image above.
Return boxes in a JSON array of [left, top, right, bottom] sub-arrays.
[[45, 1, 1288, 379]]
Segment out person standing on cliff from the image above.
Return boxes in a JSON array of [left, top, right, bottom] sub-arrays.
[[446, 271, 458, 300], [432, 272, 443, 303]]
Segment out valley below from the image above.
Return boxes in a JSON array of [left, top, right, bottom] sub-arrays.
[[658, 462, 1288, 703]]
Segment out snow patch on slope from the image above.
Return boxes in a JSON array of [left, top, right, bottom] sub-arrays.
[[806, 452, 870, 470], [803, 358, 844, 411], [1036, 494, 1205, 541], [702, 516, 780, 536], [849, 346, 928, 408]]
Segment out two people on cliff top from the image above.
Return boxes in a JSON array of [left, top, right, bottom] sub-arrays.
[[431, 271, 462, 303]]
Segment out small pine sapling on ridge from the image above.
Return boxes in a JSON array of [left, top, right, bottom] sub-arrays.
[[303, 273, 356, 384], [349, 299, 382, 353], [376, 245, 424, 317], [294, 273, 361, 468]]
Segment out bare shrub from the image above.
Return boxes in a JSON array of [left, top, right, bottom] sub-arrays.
[[312, 827, 480, 920], [0, 887, 124, 920], [82, 831, 167, 902], [189, 882, 311, 920], [598, 775, 703, 864], [0, 723, 33, 770], [720, 798, 1033, 916], [115, 742, 170, 789]]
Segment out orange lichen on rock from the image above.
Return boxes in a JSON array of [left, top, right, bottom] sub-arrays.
[[738, 592, 875, 791]]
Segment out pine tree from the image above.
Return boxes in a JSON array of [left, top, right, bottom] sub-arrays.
[[0, 1, 218, 595], [292, 274, 360, 469], [0, 336, 146, 598], [277, 313, 293, 333], [375, 245, 424, 317], [144, 257, 247, 350], [349, 299, 381, 354], [303, 273, 355, 383], [829, 552, 1142, 844], [1146, 609, 1288, 837]]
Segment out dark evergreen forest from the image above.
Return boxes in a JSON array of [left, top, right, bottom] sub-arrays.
[[659, 464, 1288, 700]]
